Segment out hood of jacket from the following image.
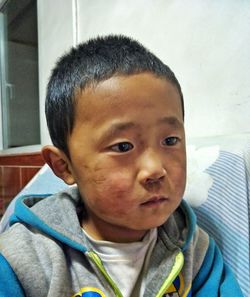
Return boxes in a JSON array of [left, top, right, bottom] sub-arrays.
[[9, 186, 196, 253]]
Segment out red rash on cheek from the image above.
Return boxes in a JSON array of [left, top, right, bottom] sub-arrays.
[[83, 170, 134, 211], [89, 164, 133, 193]]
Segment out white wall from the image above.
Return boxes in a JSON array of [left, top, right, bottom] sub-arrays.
[[38, 0, 250, 144], [37, 0, 77, 145], [76, 0, 250, 139]]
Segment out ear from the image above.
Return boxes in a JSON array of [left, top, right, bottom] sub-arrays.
[[42, 145, 76, 185]]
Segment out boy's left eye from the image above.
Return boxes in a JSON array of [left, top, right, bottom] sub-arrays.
[[110, 142, 134, 153], [162, 136, 179, 146]]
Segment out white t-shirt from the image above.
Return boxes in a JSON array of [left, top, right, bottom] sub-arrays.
[[82, 228, 157, 297]]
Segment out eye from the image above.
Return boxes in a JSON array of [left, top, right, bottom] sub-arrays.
[[162, 136, 179, 146], [110, 142, 134, 153]]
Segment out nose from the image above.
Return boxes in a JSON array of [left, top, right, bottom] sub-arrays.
[[138, 150, 166, 185]]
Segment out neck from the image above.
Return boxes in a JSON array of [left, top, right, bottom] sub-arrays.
[[82, 219, 147, 243]]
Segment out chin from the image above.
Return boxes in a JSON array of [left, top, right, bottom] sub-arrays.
[[150, 215, 170, 228], [135, 219, 168, 231]]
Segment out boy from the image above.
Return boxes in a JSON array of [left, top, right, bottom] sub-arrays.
[[0, 35, 243, 297]]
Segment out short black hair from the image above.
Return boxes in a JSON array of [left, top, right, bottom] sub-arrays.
[[45, 35, 184, 157]]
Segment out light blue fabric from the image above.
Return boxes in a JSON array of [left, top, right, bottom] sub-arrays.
[[192, 144, 250, 297]]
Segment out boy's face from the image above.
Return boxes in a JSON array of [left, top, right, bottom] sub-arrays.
[[67, 73, 186, 242]]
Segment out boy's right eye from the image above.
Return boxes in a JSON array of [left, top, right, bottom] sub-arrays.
[[110, 142, 134, 153]]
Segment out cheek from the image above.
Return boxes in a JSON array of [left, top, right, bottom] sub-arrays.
[[167, 153, 186, 196], [173, 166, 186, 197], [91, 169, 132, 194], [81, 168, 134, 214]]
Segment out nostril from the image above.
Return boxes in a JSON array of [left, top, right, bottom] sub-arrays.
[[146, 175, 164, 185], [159, 174, 165, 180]]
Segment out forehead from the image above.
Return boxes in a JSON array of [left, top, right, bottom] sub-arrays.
[[74, 73, 183, 123]]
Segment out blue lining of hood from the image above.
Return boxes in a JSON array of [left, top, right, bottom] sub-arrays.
[[10, 194, 196, 253], [10, 194, 88, 253], [180, 199, 197, 251]]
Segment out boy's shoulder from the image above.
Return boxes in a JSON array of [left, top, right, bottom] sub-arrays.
[[160, 200, 209, 247], [0, 187, 87, 257], [0, 222, 59, 260], [0, 222, 74, 296]]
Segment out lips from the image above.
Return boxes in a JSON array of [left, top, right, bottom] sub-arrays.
[[140, 196, 168, 207]]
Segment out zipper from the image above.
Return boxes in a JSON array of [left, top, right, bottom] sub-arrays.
[[88, 250, 184, 297], [155, 251, 184, 297], [87, 250, 123, 297]]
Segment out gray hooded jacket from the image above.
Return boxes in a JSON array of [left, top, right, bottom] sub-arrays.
[[0, 187, 244, 297]]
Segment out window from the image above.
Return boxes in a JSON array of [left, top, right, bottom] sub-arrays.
[[0, 0, 40, 149]]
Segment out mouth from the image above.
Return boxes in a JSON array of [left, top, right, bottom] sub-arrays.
[[140, 196, 168, 207]]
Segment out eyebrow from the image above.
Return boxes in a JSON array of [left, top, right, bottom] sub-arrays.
[[98, 116, 183, 145], [98, 122, 137, 144], [157, 116, 184, 129]]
